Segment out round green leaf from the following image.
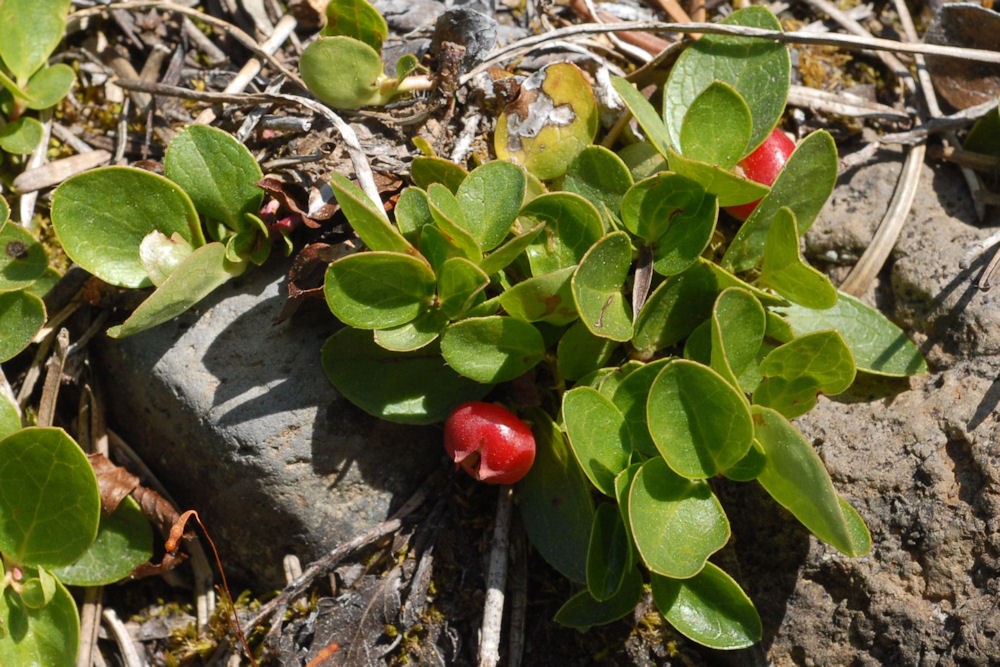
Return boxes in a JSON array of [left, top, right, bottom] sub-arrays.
[[586, 503, 633, 601], [628, 457, 730, 578], [17, 567, 56, 610], [563, 387, 631, 496], [394, 186, 433, 245], [563, 145, 634, 221], [0, 577, 78, 666], [647, 360, 754, 479], [679, 81, 752, 169], [410, 156, 468, 193], [427, 183, 482, 262], [456, 161, 525, 251], [520, 192, 604, 275], [499, 266, 577, 325], [0, 290, 45, 362], [651, 562, 762, 649], [555, 566, 643, 631], [22, 64, 73, 110], [0, 222, 46, 291], [0, 427, 100, 567], [610, 358, 670, 457], [572, 231, 633, 342], [556, 320, 617, 381], [709, 287, 766, 393], [51, 166, 202, 288], [0, 117, 42, 154], [322, 327, 491, 424], [0, 393, 20, 440], [439, 316, 544, 383], [324, 251, 436, 329], [300, 36, 384, 109], [372, 309, 447, 352], [633, 261, 721, 355], [164, 125, 263, 234], [436, 257, 489, 320], [52, 496, 153, 586], [321, 0, 388, 50], [722, 439, 766, 481], [754, 330, 856, 418], [0, 0, 71, 84]]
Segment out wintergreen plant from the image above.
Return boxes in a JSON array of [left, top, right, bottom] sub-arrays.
[[0, 0, 75, 159], [49, 124, 270, 338], [299, 0, 428, 109], [319, 6, 927, 649], [0, 197, 55, 362]]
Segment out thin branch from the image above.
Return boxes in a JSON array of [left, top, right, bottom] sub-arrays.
[[479, 486, 513, 667]]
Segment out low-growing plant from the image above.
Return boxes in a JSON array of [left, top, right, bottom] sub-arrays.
[[319, 6, 927, 649]]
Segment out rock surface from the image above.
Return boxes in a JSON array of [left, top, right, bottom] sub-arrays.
[[97, 263, 441, 587]]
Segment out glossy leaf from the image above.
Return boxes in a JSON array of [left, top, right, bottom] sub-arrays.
[[647, 360, 754, 478], [562, 145, 634, 222], [572, 231, 633, 342], [680, 81, 752, 169], [322, 328, 491, 424], [517, 409, 594, 583], [0, 222, 46, 291], [106, 242, 243, 338], [372, 309, 447, 352], [0, 0, 71, 84], [164, 125, 263, 234], [0, 427, 100, 567], [754, 331, 856, 418], [440, 316, 544, 383], [479, 222, 544, 276], [427, 183, 482, 262], [710, 288, 766, 394], [651, 562, 762, 649], [753, 405, 871, 556], [757, 207, 837, 309], [300, 36, 385, 109], [324, 251, 435, 329], [52, 496, 153, 586], [723, 130, 838, 272], [321, 0, 388, 50], [394, 186, 433, 244], [0, 290, 45, 362], [0, 117, 42, 154], [562, 387, 631, 496], [586, 503, 632, 601], [456, 161, 525, 251], [628, 457, 730, 578], [0, 393, 19, 439], [329, 173, 411, 253], [520, 192, 604, 276], [51, 167, 202, 288], [663, 6, 789, 154], [499, 266, 577, 325], [410, 156, 468, 193], [611, 76, 672, 159], [618, 142, 668, 181], [633, 260, 721, 354], [774, 292, 927, 376], [436, 257, 489, 320], [611, 359, 670, 457], [722, 440, 767, 482], [22, 63, 73, 109], [666, 148, 769, 207], [556, 320, 617, 381], [555, 566, 643, 631], [0, 577, 78, 666]]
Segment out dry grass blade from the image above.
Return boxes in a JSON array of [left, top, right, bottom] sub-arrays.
[[478, 486, 514, 667]]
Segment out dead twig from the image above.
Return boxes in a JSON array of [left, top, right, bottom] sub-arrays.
[[479, 486, 513, 667]]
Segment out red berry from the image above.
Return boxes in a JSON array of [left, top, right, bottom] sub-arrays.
[[724, 128, 796, 221], [444, 402, 536, 485]]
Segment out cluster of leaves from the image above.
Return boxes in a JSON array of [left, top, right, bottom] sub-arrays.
[[0, 0, 75, 160], [48, 124, 274, 338], [319, 7, 926, 649], [299, 0, 425, 110]]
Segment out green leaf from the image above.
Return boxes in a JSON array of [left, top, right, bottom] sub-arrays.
[[610, 76, 672, 159], [479, 223, 544, 277], [0, 222, 46, 291], [51, 166, 203, 288], [0, 393, 20, 439], [52, 496, 153, 586], [456, 161, 525, 251], [572, 231, 633, 342], [618, 142, 668, 181], [586, 503, 633, 601], [395, 54, 420, 82], [0, 577, 78, 666], [427, 183, 482, 262], [651, 562, 762, 650], [321, 0, 388, 50], [710, 288, 766, 394], [562, 387, 631, 496], [620, 173, 717, 277], [633, 260, 720, 354], [0, 117, 42, 154], [372, 309, 447, 352], [410, 156, 468, 193], [628, 457, 730, 578], [499, 266, 577, 325], [517, 409, 594, 583], [138, 230, 193, 287], [440, 316, 544, 383], [164, 125, 263, 234], [394, 187, 433, 244], [324, 251, 435, 329], [611, 359, 670, 457], [18, 567, 56, 610], [322, 328, 491, 424], [753, 405, 871, 556], [437, 257, 489, 320], [0, 0, 71, 84], [753, 331, 856, 418], [520, 192, 604, 275], [555, 566, 643, 631], [331, 174, 411, 254], [680, 81, 752, 168], [647, 360, 754, 479], [663, 6, 789, 154], [22, 63, 73, 110], [757, 207, 838, 309], [666, 148, 769, 207], [417, 223, 465, 273], [562, 146, 634, 222], [0, 427, 100, 567], [107, 243, 243, 338], [722, 440, 766, 482], [556, 320, 617, 381], [0, 290, 45, 362], [723, 130, 838, 272], [300, 36, 387, 109], [774, 292, 927, 376]]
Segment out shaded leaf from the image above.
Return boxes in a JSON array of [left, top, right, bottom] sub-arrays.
[[563, 387, 631, 496], [555, 566, 643, 631], [0, 290, 45, 362]]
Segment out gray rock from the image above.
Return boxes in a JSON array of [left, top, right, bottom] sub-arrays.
[[96, 261, 441, 587]]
